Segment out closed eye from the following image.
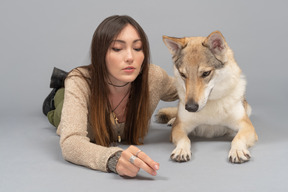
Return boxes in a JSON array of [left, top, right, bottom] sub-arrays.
[[112, 48, 121, 52], [134, 48, 143, 52]]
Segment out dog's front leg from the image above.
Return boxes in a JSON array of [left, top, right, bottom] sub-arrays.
[[170, 119, 192, 162], [228, 114, 258, 163]]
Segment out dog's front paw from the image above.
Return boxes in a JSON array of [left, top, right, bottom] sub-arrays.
[[228, 146, 251, 163], [170, 144, 191, 162], [171, 148, 191, 162]]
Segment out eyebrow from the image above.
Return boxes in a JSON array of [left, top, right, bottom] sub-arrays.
[[112, 39, 142, 44]]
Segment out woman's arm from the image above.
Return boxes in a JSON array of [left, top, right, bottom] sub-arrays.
[[158, 66, 178, 101], [149, 64, 178, 102], [57, 69, 122, 172]]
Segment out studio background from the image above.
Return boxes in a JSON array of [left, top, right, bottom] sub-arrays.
[[1, 0, 287, 192]]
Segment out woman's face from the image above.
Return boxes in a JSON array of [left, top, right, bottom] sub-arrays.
[[105, 24, 144, 85]]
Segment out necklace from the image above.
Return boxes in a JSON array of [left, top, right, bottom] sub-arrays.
[[112, 90, 129, 114], [108, 82, 130, 87], [111, 90, 130, 142]]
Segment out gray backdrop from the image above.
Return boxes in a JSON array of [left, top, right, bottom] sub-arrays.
[[1, 0, 287, 192]]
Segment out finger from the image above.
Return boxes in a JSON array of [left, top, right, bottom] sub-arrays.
[[116, 154, 140, 177], [127, 146, 160, 171], [132, 157, 157, 176], [135, 150, 159, 171]]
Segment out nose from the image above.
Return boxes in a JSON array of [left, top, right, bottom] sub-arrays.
[[125, 49, 134, 63], [185, 99, 199, 112]]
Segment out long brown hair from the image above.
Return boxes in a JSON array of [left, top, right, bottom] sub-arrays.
[[87, 15, 150, 146]]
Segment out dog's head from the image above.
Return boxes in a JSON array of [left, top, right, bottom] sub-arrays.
[[163, 31, 231, 112]]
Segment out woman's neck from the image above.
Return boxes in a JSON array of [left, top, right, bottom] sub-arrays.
[[108, 84, 131, 123], [108, 83, 131, 96]]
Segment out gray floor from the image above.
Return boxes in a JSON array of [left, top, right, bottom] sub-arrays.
[[1, 1, 288, 192]]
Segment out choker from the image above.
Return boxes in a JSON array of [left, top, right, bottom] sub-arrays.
[[108, 82, 130, 87]]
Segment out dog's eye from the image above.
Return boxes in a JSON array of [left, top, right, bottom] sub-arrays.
[[179, 72, 186, 79], [202, 71, 211, 78]]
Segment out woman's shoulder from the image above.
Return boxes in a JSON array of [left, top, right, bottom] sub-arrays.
[[148, 64, 170, 82], [68, 66, 91, 79], [149, 63, 162, 71], [148, 64, 162, 79], [66, 66, 91, 85], [65, 66, 91, 94]]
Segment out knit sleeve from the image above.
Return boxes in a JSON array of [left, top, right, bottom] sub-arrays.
[[107, 151, 122, 173], [57, 69, 123, 172], [154, 64, 178, 101]]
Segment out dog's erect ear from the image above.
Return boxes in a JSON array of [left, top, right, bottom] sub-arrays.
[[203, 31, 228, 62], [163, 36, 186, 55]]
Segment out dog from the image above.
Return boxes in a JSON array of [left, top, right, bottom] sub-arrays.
[[156, 31, 258, 163]]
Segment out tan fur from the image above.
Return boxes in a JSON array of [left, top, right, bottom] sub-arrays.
[[155, 107, 177, 124], [158, 31, 258, 163]]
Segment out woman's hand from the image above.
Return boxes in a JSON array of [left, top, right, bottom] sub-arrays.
[[116, 145, 159, 177]]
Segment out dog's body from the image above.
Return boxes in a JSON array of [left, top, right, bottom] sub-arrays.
[[157, 31, 258, 163]]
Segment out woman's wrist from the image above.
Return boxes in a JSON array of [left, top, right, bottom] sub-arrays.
[[107, 151, 122, 173]]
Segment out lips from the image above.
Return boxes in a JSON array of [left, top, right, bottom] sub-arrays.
[[123, 67, 136, 72], [123, 67, 135, 70]]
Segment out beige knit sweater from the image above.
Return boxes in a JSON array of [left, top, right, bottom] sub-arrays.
[[57, 64, 178, 172]]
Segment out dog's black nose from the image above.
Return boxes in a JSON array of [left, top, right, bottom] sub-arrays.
[[185, 101, 199, 112]]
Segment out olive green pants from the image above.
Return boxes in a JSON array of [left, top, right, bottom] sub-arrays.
[[47, 88, 64, 127]]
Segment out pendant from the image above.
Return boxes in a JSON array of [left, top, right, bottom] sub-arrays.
[[115, 117, 119, 124], [112, 112, 121, 143], [112, 112, 119, 124]]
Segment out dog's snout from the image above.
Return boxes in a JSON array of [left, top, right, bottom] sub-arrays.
[[185, 100, 199, 112]]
